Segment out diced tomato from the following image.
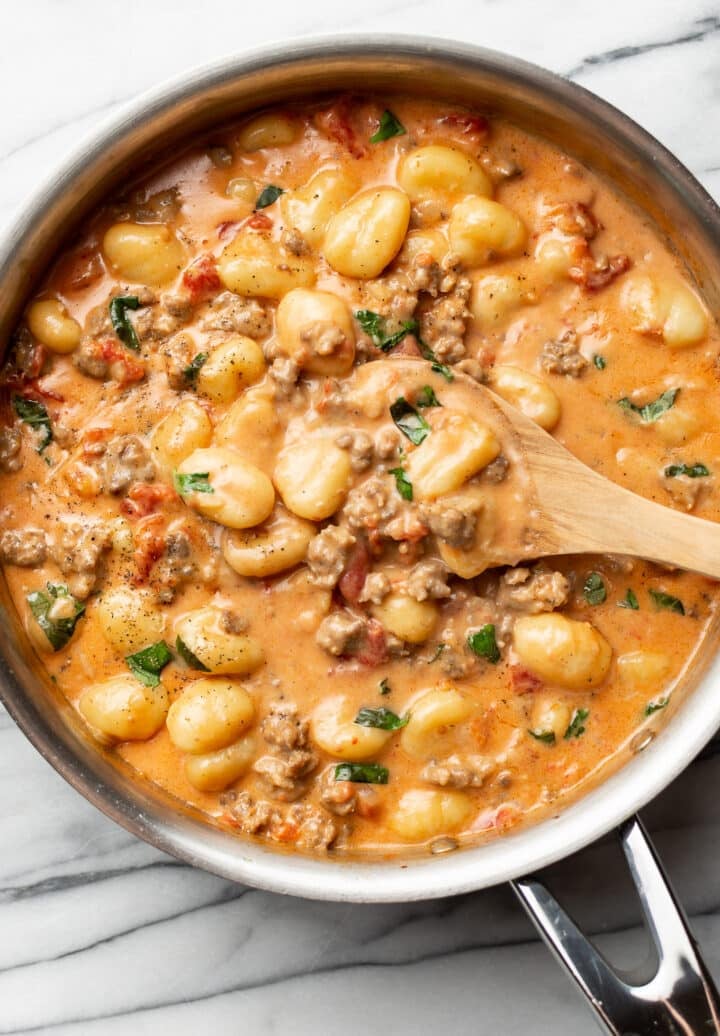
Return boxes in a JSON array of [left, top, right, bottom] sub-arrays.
[[216, 220, 241, 240], [439, 112, 490, 140], [314, 99, 366, 159], [355, 787, 381, 819], [246, 212, 273, 231], [132, 516, 166, 585], [121, 482, 178, 518], [354, 619, 388, 667], [181, 253, 222, 303], [338, 542, 370, 603], [509, 664, 543, 695], [99, 339, 146, 384], [273, 821, 299, 843]]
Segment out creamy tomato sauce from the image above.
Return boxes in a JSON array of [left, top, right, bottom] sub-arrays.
[[1, 95, 719, 858]]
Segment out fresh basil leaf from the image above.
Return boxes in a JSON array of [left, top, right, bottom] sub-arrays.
[[564, 708, 589, 739], [183, 352, 208, 386], [467, 624, 501, 664], [378, 678, 391, 696], [334, 763, 389, 784], [416, 385, 440, 408], [583, 572, 606, 606], [429, 642, 446, 663], [430, 361, 454, 382], [413, 334, 455, 381], [355, 706, 409, 730], [176, 635, 210, 671], [13, 395, 52, 452], [370, 110, 406, 143], [664, 462, 710, 478], [528, 728, 556, 745], [593, 354, 607, 370], [27, 583, 85, 651], [255, 185, 285, 209], [618, 388, 679, 423], [126, 641, 173, 688], [354, 309, 385, 344], [174, 471, 214, 495], [390, 397, 430, 445], [649, 589, 685, 614], [645, 697, 669, 716], [618, 588, 639, 610], [109, 294, 141, 352], [389, 466, 413, 501]]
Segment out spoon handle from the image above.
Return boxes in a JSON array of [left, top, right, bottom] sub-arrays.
[[528, 447, 720, 580]]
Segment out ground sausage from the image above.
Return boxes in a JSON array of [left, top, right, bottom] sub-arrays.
[[253, 749, 318, 801], [51, 518, 111, 599], [0, 528, 47, 566], [307, 526, 356, 589], [499, 566, 570, 613], [540, 331, 589, 377], [102, 435, 155, 495], [0, 426, 22, 473], [202, 291, 272, 338], [421, 500, 478, 549], [316, 611, 366, 656], [421, 754, 493, 788], [261, 700, 312, 751], [404, 558, 451, 601]]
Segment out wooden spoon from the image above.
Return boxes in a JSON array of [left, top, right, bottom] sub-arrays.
[[473, 377, 720, 578]]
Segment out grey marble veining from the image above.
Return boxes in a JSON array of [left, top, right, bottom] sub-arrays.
[[1, 1, 720, 1032]]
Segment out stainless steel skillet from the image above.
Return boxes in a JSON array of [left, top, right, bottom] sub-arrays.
[[1, 36, 719, 1033]]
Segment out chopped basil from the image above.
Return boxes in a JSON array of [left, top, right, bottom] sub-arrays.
[[564, 708, 589, 739], [617, 388, 679, 423], [255, 184, 285, 209], [430, 361, 454, 382], [355, 706, 409, 730], [389, 466, 413, 501], [27, 583, 85, 651], [390, 397, 430, 445], [583, 572, 606, 606], [645, 697, 669, 716], [13, 395, 52, 452], [379, 678, 391, 696], [649, 589, 685, 614], [109, 294, 141, 352], [429, 642, 446, 663], [593, 354, 607, 370], [618, 588, 639, 610], [665, 462, 710, 478], [354, 310, 418, 352], [183, 352, 208, 386], [370, 110, 406, 143], [174, 471, 214, 495], [467, 624, 501, 664], [176, 635, 210, 671], [334, 762, 389, 784], [528, 728, 556, 745], [126, 641, 173, 688], [416, 385, 440, 408]]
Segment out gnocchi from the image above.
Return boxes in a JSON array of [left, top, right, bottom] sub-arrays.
[[276, 288, 356, 376], [490, 365, 561, 431], [175, 606, 264, 675], [167, 678, 255, 754], [26, 298, 80, 354], [222, 505, 315, 578], [274, 438, 352, 520], [176, 447, 275, 529], [449, 196, 527, 266], [513, 614, 612, 690], [103, 222, 184, 286], [323, 188, 411, 278], [79, 676, 168, 741], [310, 695, 393, 761]]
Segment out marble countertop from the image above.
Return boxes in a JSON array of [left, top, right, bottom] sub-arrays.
[[2, 2, 720, 1032]]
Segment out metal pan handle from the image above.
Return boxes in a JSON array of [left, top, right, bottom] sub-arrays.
[[511, 815, 720, 1034]]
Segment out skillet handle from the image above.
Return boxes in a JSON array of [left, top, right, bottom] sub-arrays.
[[511, 815, 720, 1034]]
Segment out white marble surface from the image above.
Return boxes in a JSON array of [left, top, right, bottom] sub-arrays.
[[1, 1, 720, 1032]]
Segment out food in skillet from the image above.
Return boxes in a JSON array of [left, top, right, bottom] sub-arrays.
[[1, 96, 717, 857]]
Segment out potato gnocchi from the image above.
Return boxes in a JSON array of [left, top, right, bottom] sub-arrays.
[[1, 94, 718, 860]]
